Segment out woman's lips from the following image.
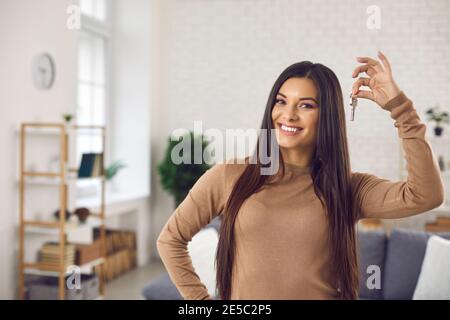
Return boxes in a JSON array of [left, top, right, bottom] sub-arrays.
[[278, 123, 303, 136]]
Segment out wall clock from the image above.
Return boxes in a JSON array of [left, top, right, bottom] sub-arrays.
[[32, 53, 55, 90]]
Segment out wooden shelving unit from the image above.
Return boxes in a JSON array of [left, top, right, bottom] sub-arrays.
[[18, 122, 107, 300]]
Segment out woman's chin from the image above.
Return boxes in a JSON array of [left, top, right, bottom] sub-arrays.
[[277, 140, 303, 149], [275, 132, 310, 149]]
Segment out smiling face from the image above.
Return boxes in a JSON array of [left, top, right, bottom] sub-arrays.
[[271, 77, 320, 165]]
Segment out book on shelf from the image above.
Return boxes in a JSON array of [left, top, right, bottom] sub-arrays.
[[425, 216, 450, 232], [92, 153, 103, 176], [39, 252, 75, 259], [436, 216, 450, 226], [38, 242, 76, 270], [78, 153, 104, 178], [39, 259, 75, 264], [40, 242, 76, 253], [425, 223, 450, 232]]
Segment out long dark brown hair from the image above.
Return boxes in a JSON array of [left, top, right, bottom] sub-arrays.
[[215, 61, 359, 300]]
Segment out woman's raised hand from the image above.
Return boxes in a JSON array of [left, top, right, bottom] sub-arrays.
[[351, 51, 401, 109]]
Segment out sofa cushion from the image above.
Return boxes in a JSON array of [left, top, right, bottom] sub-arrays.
[[205, 215, 222, 232], [187, 227, 219, 297], [142, 217, 222, 300], [357, 230, 387, 300], [141, 273, 182, 300], [413, 236, 450, 299], [383, 229, 450, 300]]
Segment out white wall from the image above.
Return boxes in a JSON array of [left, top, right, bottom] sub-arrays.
[[111, 0, 152, 267], [111, 0, 150, 198], [0, 0, 78, 299], [150, 0, 450, 256], [149, 0, 176, 260]]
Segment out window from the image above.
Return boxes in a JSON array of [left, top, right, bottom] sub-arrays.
[[77, 31, 106, 158], [79, 0, 107, 21], [76, 0, 110, 196]]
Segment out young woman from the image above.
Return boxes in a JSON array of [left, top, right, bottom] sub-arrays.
[[157, 52, 444, 300]]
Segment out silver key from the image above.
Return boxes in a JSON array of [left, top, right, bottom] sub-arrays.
[[349, 93, 357, 121]]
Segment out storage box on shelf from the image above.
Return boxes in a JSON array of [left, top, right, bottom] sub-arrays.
[[93, 228, 137, 282], [18, 122, 107, 300], [27, 273, 100, 300], [75, 238, 103, 265]]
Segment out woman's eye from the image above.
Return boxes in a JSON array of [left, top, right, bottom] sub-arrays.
[[275, 99, 314, 109]]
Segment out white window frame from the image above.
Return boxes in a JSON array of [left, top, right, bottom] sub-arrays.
[[76, 2, 112, 198]]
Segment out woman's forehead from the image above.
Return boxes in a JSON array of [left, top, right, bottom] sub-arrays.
[[278, 78, 318, 101]]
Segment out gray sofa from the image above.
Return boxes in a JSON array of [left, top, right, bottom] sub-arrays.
[[142, 217, 222, 300], [143, 218, 450, 300], [358, 228, 450, 299]]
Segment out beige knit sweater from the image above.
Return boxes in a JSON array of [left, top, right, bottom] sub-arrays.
[[157, 91, 445, 300]]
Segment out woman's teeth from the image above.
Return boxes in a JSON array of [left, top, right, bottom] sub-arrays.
[[281, 124, 301, 132]]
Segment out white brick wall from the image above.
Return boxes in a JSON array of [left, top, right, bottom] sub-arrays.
[[158, 0, 450, 230]]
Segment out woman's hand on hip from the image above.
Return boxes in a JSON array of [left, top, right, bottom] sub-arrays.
[[351, 51, 401, 109]]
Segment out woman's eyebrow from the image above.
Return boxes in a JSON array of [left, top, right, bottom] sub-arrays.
[[277, 92, 318, 104]]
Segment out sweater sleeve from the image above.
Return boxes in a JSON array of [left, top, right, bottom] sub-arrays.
[[352, 91, 445, 220], [156, 163, 228, 300]]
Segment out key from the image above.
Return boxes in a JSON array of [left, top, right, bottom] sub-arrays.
[[349, 93, 357, 121]]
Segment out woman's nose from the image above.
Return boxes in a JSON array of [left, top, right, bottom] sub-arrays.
[[282, 106, 299, 121]]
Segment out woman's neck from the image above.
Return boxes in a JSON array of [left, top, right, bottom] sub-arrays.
[[281, 148, 314, 167]]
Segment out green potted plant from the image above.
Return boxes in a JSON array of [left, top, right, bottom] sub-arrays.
[[157, 131, 212, 207], [425, 106, 450, 136], [104, 160, 127, 193], [62, 113, 75, 124], [105, 160, 127, 181]]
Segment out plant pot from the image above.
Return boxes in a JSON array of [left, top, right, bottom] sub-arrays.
[[53, 208, 72, 221], [74, 207, 91, 223], [434, 126, 443, 136]]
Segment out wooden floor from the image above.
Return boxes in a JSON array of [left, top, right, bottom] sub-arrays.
[[105, 259, 166, 300]]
